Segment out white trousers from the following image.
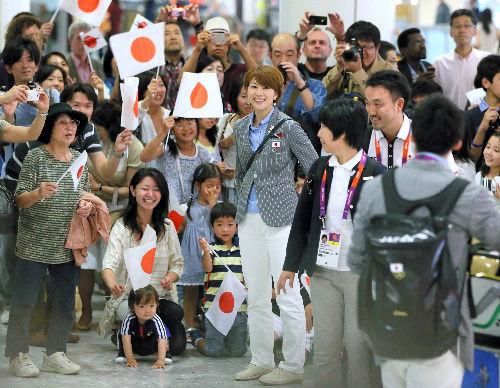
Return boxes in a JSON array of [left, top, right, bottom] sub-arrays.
[[381, 350, 464, 388], [239, 213, 305, 374]]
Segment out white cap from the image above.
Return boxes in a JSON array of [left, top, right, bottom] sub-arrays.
[[205, 16, 230, 33]]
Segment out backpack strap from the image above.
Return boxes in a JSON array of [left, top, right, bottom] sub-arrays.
[[383, 168, 469, 216]]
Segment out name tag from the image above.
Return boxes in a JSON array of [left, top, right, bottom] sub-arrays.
[[317, 229, 342, 269]]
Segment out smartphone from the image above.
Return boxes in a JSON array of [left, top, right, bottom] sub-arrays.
[[211, 32, 227, 45], [308, 15, 328, 25], [26, 82, 40, 102]]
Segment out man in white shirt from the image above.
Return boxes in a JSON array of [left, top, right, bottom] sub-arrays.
[[433, 9, 489, 109], [364, 70, 414, 169]]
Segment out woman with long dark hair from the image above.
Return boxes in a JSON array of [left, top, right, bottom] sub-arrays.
[[102, 168, 186, 357]]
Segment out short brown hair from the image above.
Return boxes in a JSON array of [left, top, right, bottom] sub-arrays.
[[244, 65, 284, 101], [5, 15, 41, 43], [128, 285, 160, 310]]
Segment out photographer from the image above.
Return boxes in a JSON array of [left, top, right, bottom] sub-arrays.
[[323, 21, 393, 100], [181, 16, 257, 111], [270, 33, 326, 153]]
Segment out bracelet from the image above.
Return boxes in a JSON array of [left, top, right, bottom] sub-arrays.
[[297, 82, 308, 92], [113, 151, 125, 158], [471, 141, 484, 148], [37, 111, 48, 117]]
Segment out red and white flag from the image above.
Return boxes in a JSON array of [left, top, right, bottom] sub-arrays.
[[79, 27, 107, 54], [110, 22, 165, 79], [59, 0, 112, 27], [205, 270, 246, 336], [130, 14, 153, 31], [173, 72, 223, 118], [120, 77, 139, 131], [300, 272, 311, 297], [65, 150, 88, 190], [124, 225, 157, 290]]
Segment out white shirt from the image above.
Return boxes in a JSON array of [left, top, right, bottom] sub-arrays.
[[433, 48, 489, 109], [367, 114, 414, 168], [321, 150, 363, 271]]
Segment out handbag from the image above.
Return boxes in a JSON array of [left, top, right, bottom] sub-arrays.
[[0, 179, 17, 234], [97, 279, 129, 338]]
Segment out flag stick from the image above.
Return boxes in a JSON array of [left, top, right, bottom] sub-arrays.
[[87, 51, 94, 73], [207, 244, 232, 273], [152, 66, 160, 98], [40, 166, 69, 203], [49, 5, 61, 24]]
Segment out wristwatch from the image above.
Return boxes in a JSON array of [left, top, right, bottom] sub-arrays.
[[297, 80, 309, 92]]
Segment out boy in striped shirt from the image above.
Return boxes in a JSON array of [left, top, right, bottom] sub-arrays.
[[194, 202, 248, 357]]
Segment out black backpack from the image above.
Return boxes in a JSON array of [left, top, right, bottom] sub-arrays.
[[358, 168, 469, 359]]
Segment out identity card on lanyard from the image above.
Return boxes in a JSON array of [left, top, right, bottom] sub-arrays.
[[317, 152, 367, 269]]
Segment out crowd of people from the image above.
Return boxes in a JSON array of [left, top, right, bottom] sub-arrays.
[[0, 2, 499, 387]]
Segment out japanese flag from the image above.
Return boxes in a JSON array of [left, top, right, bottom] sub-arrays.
[[79, 27, 107, 54], [173, 72, 223, 118], [60, 0, 112, 27], [110, 22, 165, 79], [205, 270, 246, 336], [130, 14, 153, 30], [300, 272, 311, 298], [120, 77, 139, 131], [67, 151, 88, 191], [124, 225, 157, 290]]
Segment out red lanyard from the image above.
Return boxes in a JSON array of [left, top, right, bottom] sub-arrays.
[[375, 132, 411, 166], [319, 152, 367, 226]]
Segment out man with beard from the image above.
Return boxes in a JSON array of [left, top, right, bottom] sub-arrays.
[[397, 28, 434, 85], [298, 28, 333, 81]]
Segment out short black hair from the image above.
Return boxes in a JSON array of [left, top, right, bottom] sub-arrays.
[[366, 70, 411, 107], [378, 41, 397, 60], [2, 37, 40, 66], [227, 74, 245, 114], [60, 83, 98, 109], [246, 29, 271, 47], [92, 100, 122, 142], [345, 21, 381, 46], [34, 64, 67, 86], [397, 28, 421, 51], [102, 47, 114, 79], [128, 285, 159, 311], [411, 79, 443, 99], [195, 54, 219, 73], [318, 98, 368, 150], [210, 201, 237, 226], [40, 51, 68, 67], [474, 54, 500, 90], [450, 9, 477, 26], [137, 70, 158, 101], [411, 94, 464, 154]]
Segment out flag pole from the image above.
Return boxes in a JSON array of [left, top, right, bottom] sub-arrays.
[[87, 51, 94, 73], [207, 244, 232, 273], [40, 166, 69, 203], [152, 66, 160, 98], [49, 4, 61, 24]]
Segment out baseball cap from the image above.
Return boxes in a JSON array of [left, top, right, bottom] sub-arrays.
[[205, 17, 230, 33]]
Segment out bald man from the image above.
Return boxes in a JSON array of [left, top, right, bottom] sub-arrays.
[[270, 33, 326, 152], [299, 28, 334, 81]]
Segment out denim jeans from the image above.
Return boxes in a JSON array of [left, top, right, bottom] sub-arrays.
[[0, 233, 18, 311], [5, 258, 79, 358], [204, 312, 247, 357]]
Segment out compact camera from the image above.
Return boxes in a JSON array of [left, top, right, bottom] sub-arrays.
[[342, 38, 363, 62], [170, 8, 186, 18], [277, 64, 288, 82], [26, 81, 40, 102], [210, 32, 228, 45]]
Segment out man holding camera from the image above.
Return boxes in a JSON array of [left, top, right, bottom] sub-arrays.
[[323, 21, 393, 100], [270, 33, 326, 152]]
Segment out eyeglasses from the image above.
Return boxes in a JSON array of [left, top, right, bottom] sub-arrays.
[[451, 24, 475, 30], [56, 119, 80, 128]]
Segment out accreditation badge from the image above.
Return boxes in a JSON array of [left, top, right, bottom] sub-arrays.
[[317, 229, 341, 269]]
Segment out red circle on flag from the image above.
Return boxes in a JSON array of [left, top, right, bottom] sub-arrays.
[[78, 0, 100, 13], [130, 37, 156, 63], [219, 292, 234, 313], [83, 35, 97, 48], [133, 95, 139, 117], [190, 82, 208, 109], [77, 165, 84, 179], [141, 248, 156, 274]]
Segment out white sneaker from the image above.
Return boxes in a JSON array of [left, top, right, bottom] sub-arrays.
[[234, 364, 274, 381], [8, 352, 39, 378], [115, 356, 126, 364], [1, 309, 9, 324], [41, 352, 81, 375], [164, 356, 173, 365], [258, 367, 304, 385]]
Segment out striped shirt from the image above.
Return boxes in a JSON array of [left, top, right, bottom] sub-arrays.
[[119, 311, 169, 338], [204, 242, 247, 312], [15, 146, 89, 264]]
